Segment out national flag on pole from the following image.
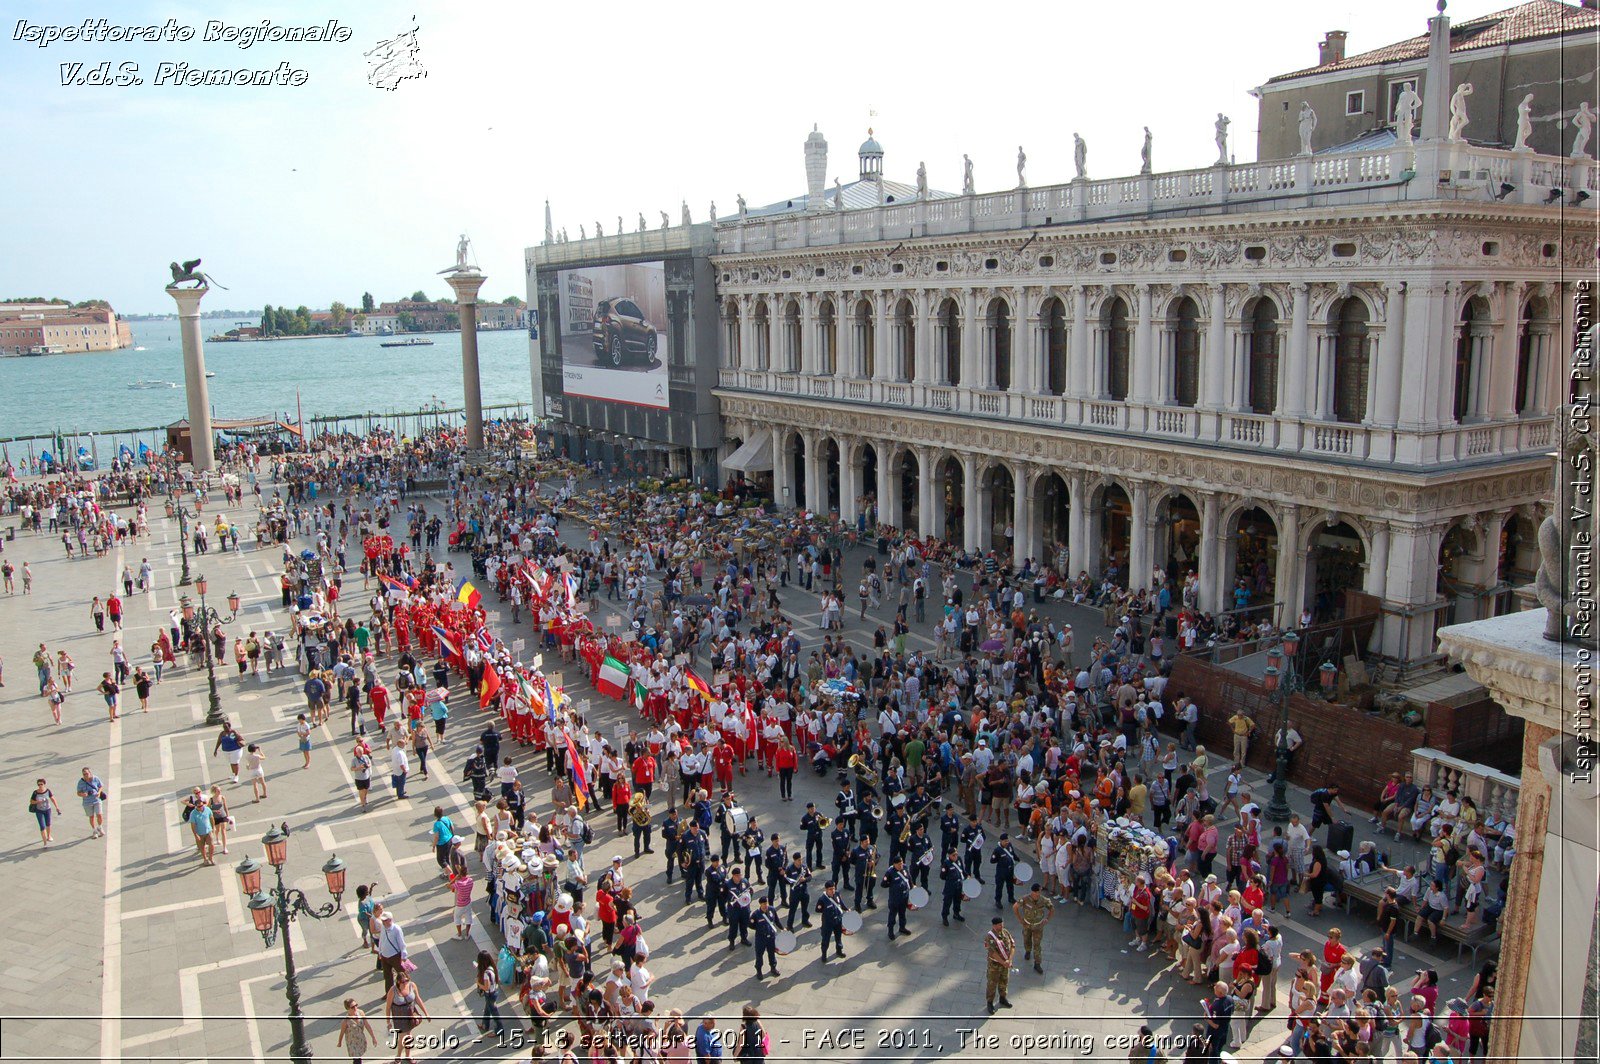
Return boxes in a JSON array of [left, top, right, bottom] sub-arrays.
[[631, 670, 650, 710], [564, 732, 590, 808], [563, 572, 580, 610], [595, 655, 629, 700], [473, 628, 494, 653], [431, 625, 460, 659], [455, 578, 482, 610], [379, 573, 414, 599], [685, 669, 713, 701], [479, 662, 502, 708], [542, 676, 558, 723]]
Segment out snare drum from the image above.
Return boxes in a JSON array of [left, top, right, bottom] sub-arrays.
[[774, 930, 798, 955], [1014, 862, 1035, 884], [841, 910, 864, 935], [962, 877, 983, 900], [907, 886, 930, 910]]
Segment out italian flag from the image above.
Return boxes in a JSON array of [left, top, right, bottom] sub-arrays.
[[631, 673, 650, 710], [595, 656, 630, 700]]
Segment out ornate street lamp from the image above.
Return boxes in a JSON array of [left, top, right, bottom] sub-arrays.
[[176, 505, 192, 586], [188, 575, 240, 727], [1264, 636, 1303, 823], [234, 823, 347, 1064]]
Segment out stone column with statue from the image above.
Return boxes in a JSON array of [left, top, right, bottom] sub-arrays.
[[165, 258, 225, 471], [439, 236, 487, 451]]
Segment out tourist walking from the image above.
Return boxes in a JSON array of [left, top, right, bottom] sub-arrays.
[[335, 998, 376, 1064], [474, 949, 507, 1039], [244, 743, 268, 802], [384, 969, 429, 1062], [28, 778, 61, 845], [76, 767, 107, 838], [97, 672, 120, 722], [296, 714, 313, 768], [214, 721, 245, 782]]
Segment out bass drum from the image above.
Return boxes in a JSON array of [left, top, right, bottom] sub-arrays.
[[774, 930, 798, 955], [907, 886, 930, 910], [729, 807, 749, 835], [1014, 862, 1035, 884], [841, 911, 864, 935], [962, 877, 983, 900]]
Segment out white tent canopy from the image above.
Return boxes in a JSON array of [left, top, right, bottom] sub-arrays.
[[720, 434, 773, 473]]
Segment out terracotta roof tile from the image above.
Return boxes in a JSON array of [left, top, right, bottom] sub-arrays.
[[1267, 0, 1599, 83]]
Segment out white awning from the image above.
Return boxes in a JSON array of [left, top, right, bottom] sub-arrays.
[[720, 434, 773, 473]]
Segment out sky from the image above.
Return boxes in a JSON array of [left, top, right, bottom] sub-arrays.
[[0, 0, 1538, 315]]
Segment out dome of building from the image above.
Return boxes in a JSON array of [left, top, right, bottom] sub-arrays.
[[858, 128, 883, 179]]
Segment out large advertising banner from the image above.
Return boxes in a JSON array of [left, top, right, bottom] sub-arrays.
[[556, 261, 669, 409]]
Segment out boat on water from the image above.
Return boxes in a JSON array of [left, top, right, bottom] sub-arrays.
[[128, 380, 178, 390], [206, 371, 216, 378], [380, 337, 434, 348], [133, 346, 147, 351]]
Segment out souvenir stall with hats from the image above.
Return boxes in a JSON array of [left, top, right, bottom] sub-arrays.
[[1091, 817, 1170, 916]]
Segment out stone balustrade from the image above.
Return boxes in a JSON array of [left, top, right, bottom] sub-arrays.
[[715, 367, 1557, 469], [1410, 746, 1521, 824]]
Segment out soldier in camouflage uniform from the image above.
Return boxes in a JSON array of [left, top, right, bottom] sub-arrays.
[[1013, 883, 1055, 973], [984, 916, 1015, 1014]]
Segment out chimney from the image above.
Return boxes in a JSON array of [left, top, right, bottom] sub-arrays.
[[1318, 30, 1348, 66]]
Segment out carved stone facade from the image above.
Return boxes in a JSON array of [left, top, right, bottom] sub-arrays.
[[712, 198, 1579, 664]]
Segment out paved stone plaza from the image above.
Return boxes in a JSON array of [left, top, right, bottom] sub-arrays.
[[0, 473, 1483, 1062]]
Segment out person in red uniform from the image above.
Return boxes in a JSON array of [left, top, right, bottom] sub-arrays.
[[631, 749, 657, 800], [370, 680, 391, 730], [612, 776, 633, 836], [713, 739, 736, 793]]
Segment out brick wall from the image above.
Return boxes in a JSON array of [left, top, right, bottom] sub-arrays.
[[1165, 655, 1420, 810], [1425, 696, 1524, 773]]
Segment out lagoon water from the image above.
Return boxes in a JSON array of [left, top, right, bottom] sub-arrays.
[[0, 318, 537, 441]]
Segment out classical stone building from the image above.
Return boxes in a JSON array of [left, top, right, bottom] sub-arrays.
[[1256, 0, 1600, 161], [706, 7, 1595, 668]]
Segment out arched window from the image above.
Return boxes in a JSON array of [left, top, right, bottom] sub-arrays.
[[1331, 297, 1369, 424], [988, 298, 1012, 391], [1106, 296, 1131, 401], [818, 299, 837, 375], [938, 298, 961, 386], [894, 298, 915, 382], [1247, 298, 1279, 414], [1044, 298, 1068, 396], [1453, 297, 1491, 422], [723, 299, 742, 368], [1172, 296, 1200, 407], [782, 300, 801, 373], [751, 299, 770, 371], [854, 299, 875, 378]]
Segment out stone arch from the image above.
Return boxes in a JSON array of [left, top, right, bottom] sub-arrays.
[[1302, 516, 1368, 621], [1222, 502, 1280, 612], [892, 296, 915, 382], [751, 298, 771, 370], [886, 444, 920, 532], [1437, 519, 1483, 629], [781, 298, 802, 372], [985, 296, 1013, 391], [1453, 294, 1493, 422], [1168, 294, 1202, 407], [933, 452, 967, 547], [1150, 487, 1203, 586], [1033, 468, 1072, 570], [1102, 292, 1132, 401], [1041, 295, 1068, 396], [1330, 295, 1371, 425], [852, 298, 875, 378], [784, 429, 809, 510], [1243, 293, 1282, 414], [1090, 479, 1134, 580]]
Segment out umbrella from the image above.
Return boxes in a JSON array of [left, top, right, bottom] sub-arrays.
[[980, 638, 1006, 653], [683, 594, 714, 607]]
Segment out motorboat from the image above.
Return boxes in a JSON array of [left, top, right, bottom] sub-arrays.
[[128, 380, 178, 389], [380, 337, 434, 348]]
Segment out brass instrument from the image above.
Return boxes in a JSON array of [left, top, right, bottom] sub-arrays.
[[816, 814, 832, 830], [848, 754, 881, 790], [899, 818, 913, 844], [631, 801, 652, 828]]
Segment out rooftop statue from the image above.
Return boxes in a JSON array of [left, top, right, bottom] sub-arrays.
[[1072, 134, 1086, 180], [1297, 104, 1316, 157], [1140, 127, 1152, 174], [1513, 93, 1535, 152], [1393, 82, 1421, 146], [1447, 83, 1473, 142]]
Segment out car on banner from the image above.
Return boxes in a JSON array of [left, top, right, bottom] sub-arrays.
[[591, 295, 659, 367]]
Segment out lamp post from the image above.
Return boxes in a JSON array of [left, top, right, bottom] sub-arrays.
[[175, 505, 192, 586], [236, 824, 346, 1064], [1262, 629, 1303, 823], [182, 575, 240, 727]]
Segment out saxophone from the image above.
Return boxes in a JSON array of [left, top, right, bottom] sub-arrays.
[[899, 818, 913, 844]]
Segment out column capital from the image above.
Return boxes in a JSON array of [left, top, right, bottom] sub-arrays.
[[1289, 281, 1309, 296]]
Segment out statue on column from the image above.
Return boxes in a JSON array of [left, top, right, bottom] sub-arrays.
[[579, 224, 586, 240], [1535, 411, 1596, 642], [1213, 114, 1231, 166], [1297, 104, 1317, 156], [916, 160, 928, 200], [736, 194, 747, 218], [962, 154, 974, 195], [681, 200, 692, 226], [1447, 83, 1473, 142], [660, 210, 670, 230], [595, 219, 604, 237], [617, 215, 623, 237], [1016, 145, 1027, 188], [709, 201, 717, 224], [1072, 134, 1087, 180], [1393, 82, 1421, 146], [833, 178, 844, 209], [1513, 93, 1536, 151], [1572, 101, 1595, 158], [638, 212, 646, 232], [1140, 127, 1152, 174]]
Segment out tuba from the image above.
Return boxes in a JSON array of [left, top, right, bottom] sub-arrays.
[[632, 802, 652, 828]]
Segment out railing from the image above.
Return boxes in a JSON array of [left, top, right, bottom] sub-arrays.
[[845, 380, 869, 401], [1522, 418, 1553, 449], [808, 376, 833, 398], [1464, 426, 1495, 457], [1027, 396, 1061, 421], [975, 391, 1004, 415], [1410, 747, 1521, 826], [1153, 408, 1189, 435], [774, 373, 799, 394], [1227, 413, 1267, 445], [884, 384, 908, 406], [1088, 402, 1120, 428], [927, 386, 955, 411], [1312, 425, 1353, 455]]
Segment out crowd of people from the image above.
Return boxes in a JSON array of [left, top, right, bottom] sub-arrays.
[[3, 425, 1505, 1063]]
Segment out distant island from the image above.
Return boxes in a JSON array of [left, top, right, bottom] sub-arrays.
[[0, 298, 134, 356], [209, 290, 526, 341]]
